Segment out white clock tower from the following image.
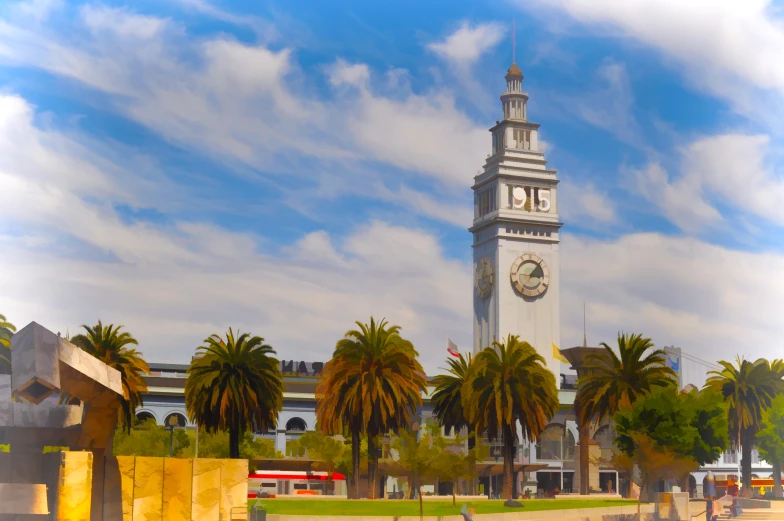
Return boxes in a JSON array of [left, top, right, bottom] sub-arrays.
[[471, 62, 563, 382]]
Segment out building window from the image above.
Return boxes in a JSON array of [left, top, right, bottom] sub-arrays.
[[724, 450, 738, 464], [536, 424, 575, 462], [476, 188, 496, 218], [494, 130, 504, 153], [513, 129, 530, 150], [286, 417, 307, 433], [135, 411, 156, 425], [164, 413, 187, 428]]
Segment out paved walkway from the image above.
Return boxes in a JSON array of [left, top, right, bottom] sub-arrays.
[[716, 504, 784, 521]]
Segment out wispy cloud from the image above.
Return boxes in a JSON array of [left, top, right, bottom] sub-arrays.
[[628, 133, 784, 233]]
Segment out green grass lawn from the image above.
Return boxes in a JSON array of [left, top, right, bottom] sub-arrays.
[[252, 498, 637, 516]]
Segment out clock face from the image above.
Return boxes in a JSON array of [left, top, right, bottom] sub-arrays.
[[476, 257, 494, 299], [510, 254, 549, 297]]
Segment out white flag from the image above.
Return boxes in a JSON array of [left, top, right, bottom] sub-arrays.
[[447, 338, 460, 358]]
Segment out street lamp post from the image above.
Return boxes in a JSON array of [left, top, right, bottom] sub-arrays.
[[167, 415, 179, 457]]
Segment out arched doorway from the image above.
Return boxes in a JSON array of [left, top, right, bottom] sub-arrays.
[[536, 423, 576, 494]]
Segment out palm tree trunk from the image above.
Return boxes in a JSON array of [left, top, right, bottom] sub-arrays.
[[418, 476, 424, 521], [774, 459, 782, 498], [578, 421, 590, 495], [467, 427, 476, 495], [229, 418, 240, 459], [368, 434, 377, 499], [741, 428, 752, 492], [351, 424, 361, 500], [503, 424, 514, 500]]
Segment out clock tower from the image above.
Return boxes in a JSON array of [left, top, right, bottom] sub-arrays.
[[471, 62, 563, 382]]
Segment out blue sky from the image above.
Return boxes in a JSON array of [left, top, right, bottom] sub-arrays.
[[2, 0, 784, 373]]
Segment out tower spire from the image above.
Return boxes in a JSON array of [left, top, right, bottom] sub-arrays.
[[512, 19, 516, 64], [583, 302, 587, 347]]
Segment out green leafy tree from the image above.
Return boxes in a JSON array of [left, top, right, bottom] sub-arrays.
[[705, 357, 784, 491], [432, 353, 479, 493], [575, 333, 676, 494], [181, 429, 282, 459], [386, 423, 442, 520], [464, 335, 559, 500], [614, 386, 728, 505], [431, 432, 489, 506], [0, 313, 16, 370], [186, 328, 283, 459], [70, 321, 150, 430], [316, 317, 427, 499], [615, 433, 697, 517], [286, 431, 347, 495], [757, 393, 784, 497], [113, 418, 191, 457]]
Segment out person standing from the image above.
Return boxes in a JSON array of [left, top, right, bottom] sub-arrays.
[[706, 496, 714, 521]]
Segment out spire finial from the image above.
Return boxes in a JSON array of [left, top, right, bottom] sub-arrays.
[[512, 18, 516, 64], [583, 302, 587, 347]]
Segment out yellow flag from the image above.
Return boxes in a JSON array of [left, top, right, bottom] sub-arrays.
[[552, 343, 568, 364]]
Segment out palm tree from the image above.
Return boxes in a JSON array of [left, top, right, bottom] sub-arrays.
[[705, 357, 784, 492], [431, 353, 478, 493], [0, 313, 16, 368], [463, 335, 559, 500], [316, 317, 426, 499], [185, 328, 283, 459], [70, 321, 150, 430], [575, 333, 676, 495]]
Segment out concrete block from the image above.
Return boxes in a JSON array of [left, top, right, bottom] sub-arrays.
[[10, 322, 122, 408], [11, 322, 60, 404], [0, 483, 49, 514], [221, 458, 249, 520], [57, 451, 93, 521], [132, 457, 165, 521], [163, 457, 193, 521], [12, 400, 84, 429], [193, 458, 222, 521]]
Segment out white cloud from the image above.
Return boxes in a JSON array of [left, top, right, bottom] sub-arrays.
[[630, 133, 784, 231], [342, 90, 487, 186], [9, 0, 62, 20], [522, 0, 784, 127], [527, 0, 784, 91], [552, 60, 645, 149], [0, 94, 472, 373], [0, 7, 494, 205], [81, 5, 168, 39], [327, 59, 370, 88], [561, 232, 784, 364], [427, 21, 506, 65], [558, 180, 616, 225], [3, 94, 784, 374], [427, 21, 508, 113], [388, 186, 473, 227]]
